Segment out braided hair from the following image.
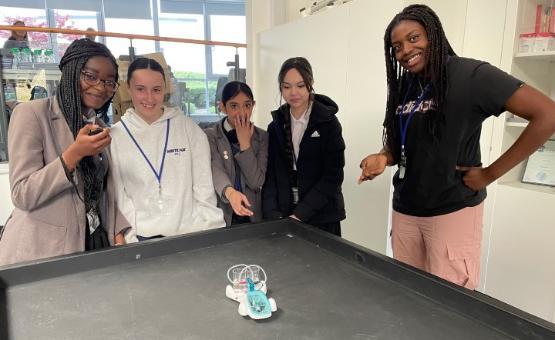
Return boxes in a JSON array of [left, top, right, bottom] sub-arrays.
[[277, 57, 315, 179], [57, 38, 118, 215], [383, 4, 456, 162]]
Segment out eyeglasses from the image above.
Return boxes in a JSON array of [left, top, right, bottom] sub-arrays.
[[80, 71, 119, 91]]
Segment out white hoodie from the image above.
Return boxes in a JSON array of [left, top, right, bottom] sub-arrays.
[[110, 106, 224, 242]]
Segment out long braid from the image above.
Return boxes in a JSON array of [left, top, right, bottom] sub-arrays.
[[383, 4, 456, 163], [57, 57, 87, 137], [281, 105, 296, 176], [277, 57, 315, 186], [57, 38, 118, 214]]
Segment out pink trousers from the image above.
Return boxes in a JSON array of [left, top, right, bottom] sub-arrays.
[[391, 202, 484, 290]]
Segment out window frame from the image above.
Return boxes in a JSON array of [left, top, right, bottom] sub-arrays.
[[0, 0, 246, 163]]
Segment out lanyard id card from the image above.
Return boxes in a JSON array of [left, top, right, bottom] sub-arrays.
[[398, 79, 430, 179]]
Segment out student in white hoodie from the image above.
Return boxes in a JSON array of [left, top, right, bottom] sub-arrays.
[[110, 58, 224, 242]]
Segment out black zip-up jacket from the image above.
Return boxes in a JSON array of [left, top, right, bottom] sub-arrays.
[[262, 94, 346, 224]]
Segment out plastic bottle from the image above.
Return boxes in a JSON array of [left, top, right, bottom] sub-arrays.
[[33, 49, 43, 63], [10, 48, 20, 68], [21, 48, 32, 63], [44, 49, 55, 63], [4, 84, 16, 102]]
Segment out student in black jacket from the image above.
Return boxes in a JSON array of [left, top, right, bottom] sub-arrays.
[[262, 57, 346, 236]]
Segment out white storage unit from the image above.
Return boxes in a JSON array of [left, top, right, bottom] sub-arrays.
[[483, 0, 555, 323]]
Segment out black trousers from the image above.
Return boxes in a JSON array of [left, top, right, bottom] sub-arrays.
[[85, 218, 110, 250], [313, 222, 341, 237]]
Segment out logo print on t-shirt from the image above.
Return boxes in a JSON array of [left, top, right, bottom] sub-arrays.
[[166, 147, 187, 156], [396, 99, 436, 116]]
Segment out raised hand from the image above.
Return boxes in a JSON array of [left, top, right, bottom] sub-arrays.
[[234, 114, 254, 151]]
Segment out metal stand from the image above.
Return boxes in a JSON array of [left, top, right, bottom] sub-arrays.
[[129, 39, 136, 62], [226, 48, 241, 81]]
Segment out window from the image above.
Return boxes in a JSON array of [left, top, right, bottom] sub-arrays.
[[105, 18, 156, 58], [105, 0, 155, 58], [1, 6, 49, 162], [158, 11, 208, 114], [51, 9, 98, 58], [210, 14, 246, 75], [208, 13, 246, 116], [0, 0, 247, 162], [157, 0, 246, 117], [0, 6, 48, 49]]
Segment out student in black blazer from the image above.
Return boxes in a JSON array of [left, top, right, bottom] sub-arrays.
[[263, 57, 346, 236]]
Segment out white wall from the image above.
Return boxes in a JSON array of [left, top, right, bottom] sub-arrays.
[[284, 0, 306, 22]]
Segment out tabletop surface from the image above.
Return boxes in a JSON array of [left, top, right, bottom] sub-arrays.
[[0, 221, 552, 340]]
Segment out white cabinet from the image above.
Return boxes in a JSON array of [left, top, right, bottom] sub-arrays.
[[483, 0, 555, 323], [485, 185, 555, 322]]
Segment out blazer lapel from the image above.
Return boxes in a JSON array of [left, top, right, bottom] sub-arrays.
[[47, 97, 85, 221], [48, 97, 75, 156]]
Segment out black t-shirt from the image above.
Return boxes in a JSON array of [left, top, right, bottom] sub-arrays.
[[391, 57, 523, 217]]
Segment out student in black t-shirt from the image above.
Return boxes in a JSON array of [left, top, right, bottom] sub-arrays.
[[358, 4, 555, 290]]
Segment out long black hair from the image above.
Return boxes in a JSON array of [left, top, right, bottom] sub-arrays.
[[278, 57, 315, 99], [277, 57, 315, 179], [57, 38, 118, 215], [383, 4, 456, 162]]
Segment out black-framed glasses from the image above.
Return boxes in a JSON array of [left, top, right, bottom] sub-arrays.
[[80, 71, 119, 91]]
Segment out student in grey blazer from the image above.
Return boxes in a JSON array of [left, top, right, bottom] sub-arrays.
[[205, 81, 268, 226], [0, 39, 129, 266]]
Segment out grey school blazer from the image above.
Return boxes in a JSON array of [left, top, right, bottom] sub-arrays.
[[0, 97, 129, 266], [204, 120, 268, 226]]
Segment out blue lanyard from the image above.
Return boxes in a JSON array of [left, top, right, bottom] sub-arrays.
[[121, 119, 170, 189], [398, 79, 430, 151]]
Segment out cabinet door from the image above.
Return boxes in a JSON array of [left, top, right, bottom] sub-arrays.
[[485, 184, 555, 322]]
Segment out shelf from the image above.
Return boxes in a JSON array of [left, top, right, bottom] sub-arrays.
[[498, 180, 555, 195], [505, 120, 555, 138], [505, 119, 528, 127], [1, 68, 61, 81], [514, 51, 555, 61]]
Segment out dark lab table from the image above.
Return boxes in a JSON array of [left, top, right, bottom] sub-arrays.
[[0, 219, 553, 340]]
